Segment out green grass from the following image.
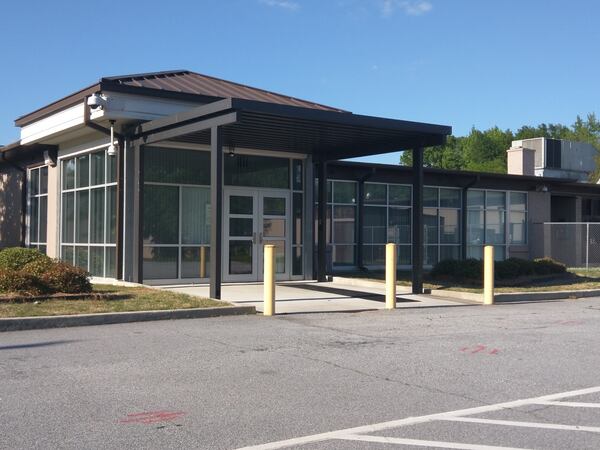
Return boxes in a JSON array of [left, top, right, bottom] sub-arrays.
[[0, 284, 226, 318], [341, 268, 600, 293]]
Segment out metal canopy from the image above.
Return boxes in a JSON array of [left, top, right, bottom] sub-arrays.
[[134, 98, 451, 160]]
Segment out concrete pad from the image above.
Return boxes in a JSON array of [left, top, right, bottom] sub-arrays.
[[161, 281, 465, 314]]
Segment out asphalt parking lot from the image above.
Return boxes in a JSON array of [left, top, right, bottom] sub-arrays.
[[2, 297, 600, 449]]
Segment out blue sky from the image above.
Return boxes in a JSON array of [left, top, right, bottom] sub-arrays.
[[1, 0, 598, 164]]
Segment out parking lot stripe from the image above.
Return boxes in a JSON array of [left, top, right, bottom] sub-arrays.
[[443, 417, 600, 433], [235, 386, 600, 450], [338, 434, 531, 450], [534, 400, 600, 408]]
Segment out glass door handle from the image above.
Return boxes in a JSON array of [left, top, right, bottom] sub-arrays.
[[259, 232, 263, 244], [252, 232, 257, 244]]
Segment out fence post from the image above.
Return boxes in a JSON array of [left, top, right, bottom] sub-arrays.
[[586, 223, 590, 271], [264, 245, 275, 316], [483, 245, 494, 305], [385, 243, 397, 309]]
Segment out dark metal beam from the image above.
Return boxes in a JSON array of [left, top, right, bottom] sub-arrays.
[[412, 147, 424, 294], [136, 112, 238, 147], [133, 98, 234, 136], [209, 126, 224, 299], [317, 159, 328, 282]]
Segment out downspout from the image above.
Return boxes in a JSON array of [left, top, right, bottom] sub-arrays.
[[461, 175, 479, 260], [0, 151, 27, 247]]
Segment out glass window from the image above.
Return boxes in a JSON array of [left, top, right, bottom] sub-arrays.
[[333, 181, 356, 204], [181, 187, 211, 245], [60, 148, 117, 276], [485, 210, 506, 244], [292, 160, 303, 191], [424, 208, 438, 244], [292, 193, 303, 246], [143, 247, 178, 280], [440, 189, 461, 208], [364, 206, 387, 244], [510, 192, 527, 211], [440, 209, 460, 244], [76, 154, 89, 188], [486, 191, 506, 209], [467, 190, 484, 208], [510, 211, 527, 245], [182, 247, 210, 279], [364, 183, 387, 205], [27, 166, 49, 252], [225, 154, 289, 188], [388, 207, 411, 244], [467, 210, 484, 245], [145, 147, 210, 185], [389, 185, 411, 206], [424, 187, 438, 207], [143, 185, 179, 245]]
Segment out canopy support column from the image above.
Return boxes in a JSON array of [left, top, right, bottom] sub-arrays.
[[412, 147, 424, 294], [317, 159, 328, 282], [210, 126, 224, 299]]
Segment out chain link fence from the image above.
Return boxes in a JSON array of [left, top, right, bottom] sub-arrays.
[[540, 223, 600, 269]]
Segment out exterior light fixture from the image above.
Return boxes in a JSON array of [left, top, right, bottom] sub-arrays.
[[228, 146, 236, 158], [107, 120, 118, 156]]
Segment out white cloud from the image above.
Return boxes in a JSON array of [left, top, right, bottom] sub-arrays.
[[259, 0, 300, 11], [381, 0, 433, 17]]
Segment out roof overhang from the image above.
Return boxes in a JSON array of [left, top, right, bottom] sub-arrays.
[[133, 98, 451, 160]]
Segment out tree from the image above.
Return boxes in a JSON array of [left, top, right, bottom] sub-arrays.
[[399, 113, 600, 179]]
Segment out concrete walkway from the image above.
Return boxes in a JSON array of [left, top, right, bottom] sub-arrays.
[[161, 281, 465, 314]]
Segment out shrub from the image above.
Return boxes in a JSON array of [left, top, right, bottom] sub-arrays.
[[533, 257, 567, 275], [22, 257, 55, 277], [0, 269, 46, 296], [0, 247, 50, 271], [495, 258, 536, 280], [39, 261, 91, 294], [430, 258, 482, 281]]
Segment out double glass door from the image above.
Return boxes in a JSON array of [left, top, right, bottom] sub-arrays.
[[224, 188, 290, 282]]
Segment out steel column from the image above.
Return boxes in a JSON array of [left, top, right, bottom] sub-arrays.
[[210, 126, 224, 299], [412, 147, 424, 294], [317, 159, 328, 282], [132, 142, 144, 283], [357, 180, 365, 269]]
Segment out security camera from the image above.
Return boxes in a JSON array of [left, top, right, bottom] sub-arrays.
[[87, 94, 107, 110]]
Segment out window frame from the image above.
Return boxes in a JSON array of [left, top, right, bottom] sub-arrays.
[[26, 165, 49, 253]]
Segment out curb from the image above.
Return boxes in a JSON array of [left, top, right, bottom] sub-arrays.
[[332, 276, 600, 303], [0, 306, 256, 332]]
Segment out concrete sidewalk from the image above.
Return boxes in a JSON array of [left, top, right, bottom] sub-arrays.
[[161, 281, 465, 314]]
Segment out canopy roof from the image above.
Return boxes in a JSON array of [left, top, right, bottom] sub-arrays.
[[134, 97, 451, 160]]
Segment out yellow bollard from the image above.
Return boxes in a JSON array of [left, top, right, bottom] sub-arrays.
[[483, 245, 495, 305], [385, 243, 397, 309], [264, 245, 276, 316], [199, 246, 206, 279]]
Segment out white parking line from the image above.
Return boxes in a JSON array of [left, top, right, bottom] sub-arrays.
[[442, 417, 600, 433], [235, 386, 600, 450], [338, 434, 531, 450], [534, 400, 600, 408]]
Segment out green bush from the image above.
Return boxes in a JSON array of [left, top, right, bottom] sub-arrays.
[[0, 247, 50, 271], [495, 258, 536, 280], [39, 261, 92, 294], [22, 257, 55, 277], [0, 269, 46, 296], [431, 256, 567, 283], [430, 258, 482, 281], [533, 257, 567, 275]]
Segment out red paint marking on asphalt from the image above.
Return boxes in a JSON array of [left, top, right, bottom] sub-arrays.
[[460, 345, 500, 355], [119, 411, 186, 424]]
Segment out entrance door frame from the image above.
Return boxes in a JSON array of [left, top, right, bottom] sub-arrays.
[[223, 186, 292, 282]]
